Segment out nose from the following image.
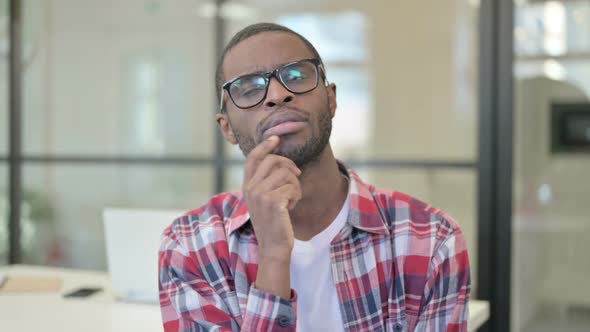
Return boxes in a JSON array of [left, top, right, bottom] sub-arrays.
[[263, 77, 294, 109]]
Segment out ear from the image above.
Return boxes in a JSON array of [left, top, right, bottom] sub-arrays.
[[326, 83, 337, 118], [216, 112, 238, 145]]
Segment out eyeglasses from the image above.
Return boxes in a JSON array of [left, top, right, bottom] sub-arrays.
[[219, 58, 327, 111]]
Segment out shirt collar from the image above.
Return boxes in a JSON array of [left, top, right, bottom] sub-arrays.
[[227, 160, 389, 236]]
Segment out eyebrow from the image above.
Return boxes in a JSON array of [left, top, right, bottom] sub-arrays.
[[230, 60, 301, 81]]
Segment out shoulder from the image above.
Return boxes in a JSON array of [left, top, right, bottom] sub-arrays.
[[370, 184, 468, 278], [372, 186, 462, 242], [346, 166, 463, 244], [348, 168, 466, 264], [160, 191, 244, 253]]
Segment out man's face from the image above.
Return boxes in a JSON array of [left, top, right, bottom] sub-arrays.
[[216, 32, 337, 168]]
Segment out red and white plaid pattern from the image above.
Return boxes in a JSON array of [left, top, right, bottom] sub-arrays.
[[159, 162, 471, 331]]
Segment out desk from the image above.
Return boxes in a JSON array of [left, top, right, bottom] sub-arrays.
[[0, 265, 162, 332], [468, 300, 490, 331], [1, 265, 489, 331]]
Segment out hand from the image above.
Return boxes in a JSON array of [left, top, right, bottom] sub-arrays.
[[243, 136, 302, 299], [243, 135, 302, 257]]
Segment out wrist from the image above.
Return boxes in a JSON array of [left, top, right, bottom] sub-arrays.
[[255, 252, 291, 299], [258, 245, 292, 263]]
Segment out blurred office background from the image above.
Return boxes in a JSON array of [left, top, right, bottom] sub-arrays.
[[0, 1, 589, 331]]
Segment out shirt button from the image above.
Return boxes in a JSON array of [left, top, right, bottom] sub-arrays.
[[278, 315, 292, 327], [394, 322, 403, 331]]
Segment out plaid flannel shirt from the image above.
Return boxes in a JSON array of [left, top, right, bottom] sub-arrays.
[[159, 162, 471, 332]]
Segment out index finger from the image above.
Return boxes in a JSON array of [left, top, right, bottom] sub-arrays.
[[244, 135, 280, 181]]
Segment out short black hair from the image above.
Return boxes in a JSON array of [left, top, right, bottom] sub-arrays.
[[215, 22, 324, 113]]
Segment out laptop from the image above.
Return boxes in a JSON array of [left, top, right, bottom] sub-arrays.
[[103, 208, 185, 304]]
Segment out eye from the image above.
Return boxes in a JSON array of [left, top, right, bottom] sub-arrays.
[[232, 76, 266, 98], [284, 69, 307, 81], [240, 86, 265, 97]]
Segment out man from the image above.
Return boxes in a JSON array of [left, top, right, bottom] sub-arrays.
[[159, 22, 470, 332]]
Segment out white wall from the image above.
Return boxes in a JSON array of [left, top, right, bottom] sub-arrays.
[[512, 75, 590, 331], [10, 0, 482, 276], [18, 0, 217, 269]]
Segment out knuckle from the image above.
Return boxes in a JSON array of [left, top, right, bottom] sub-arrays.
[[242, 182, 252, 192], [281, 158, 297, 168], [259, 193, 273, 205], [278, 167, 290, 177], [249, 187, 263, 200], [268, 155, 284, 166]]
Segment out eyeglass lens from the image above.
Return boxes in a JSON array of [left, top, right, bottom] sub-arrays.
[[228, 60, 318, 109]]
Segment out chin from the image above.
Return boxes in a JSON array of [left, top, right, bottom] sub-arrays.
[[273, 134, 306, 151], [273, 145, 301, 158]]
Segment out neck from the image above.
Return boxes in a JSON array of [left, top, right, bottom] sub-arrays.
[[289, 145, 349, 241]]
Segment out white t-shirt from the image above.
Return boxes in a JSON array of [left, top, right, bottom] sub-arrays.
[[290, 194, 350, 332]]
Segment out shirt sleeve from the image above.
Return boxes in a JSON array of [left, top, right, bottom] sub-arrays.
[[158, 233, 298, 332], [413, 227, 471, 332]]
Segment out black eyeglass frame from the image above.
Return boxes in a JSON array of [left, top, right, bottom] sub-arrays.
[[219, 58, 328, 112]]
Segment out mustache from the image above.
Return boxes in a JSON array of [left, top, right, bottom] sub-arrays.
[[256, 107, 310, 139]]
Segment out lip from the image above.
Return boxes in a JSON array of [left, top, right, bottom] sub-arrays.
[[262, 121, 307, 140], [260, 112, 308, 139]]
